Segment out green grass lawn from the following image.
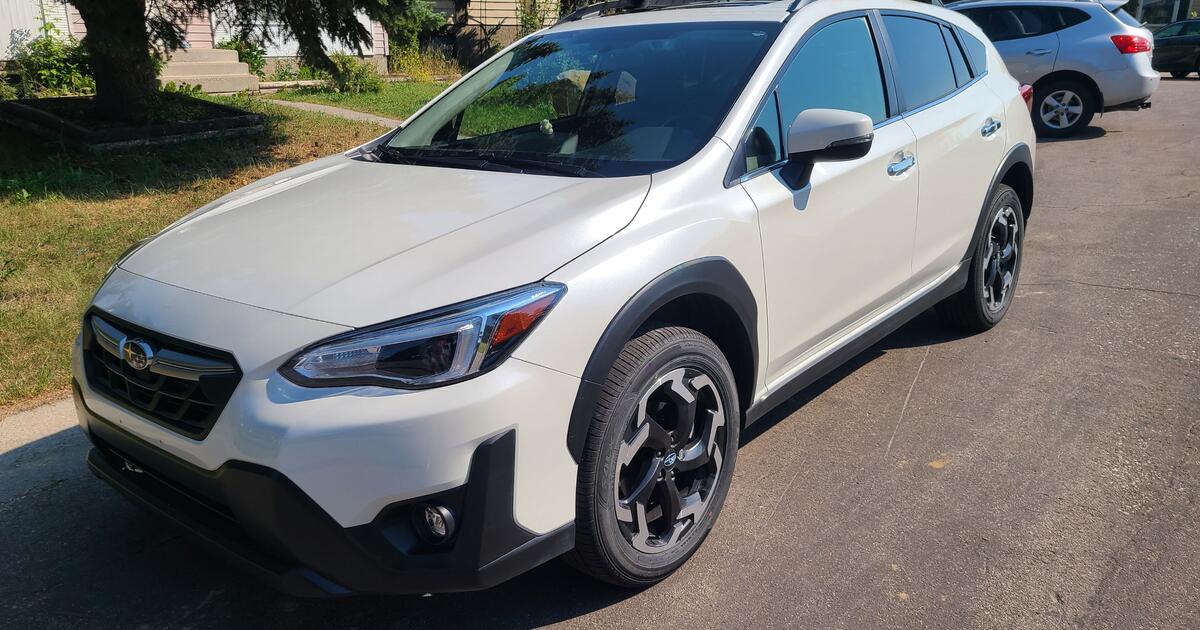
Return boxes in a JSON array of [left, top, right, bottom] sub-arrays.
[[0, 96, 386, 412], [271, 81, 449, 121]]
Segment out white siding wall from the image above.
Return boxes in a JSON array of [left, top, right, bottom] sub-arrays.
[[212, 10, 383, 57], [1, 0, 42, 59]]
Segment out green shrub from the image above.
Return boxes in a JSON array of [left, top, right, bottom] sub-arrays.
[[270, 59, 325, 82], [325, 54, 383, 94], [9, 24, 94, 98], [390, 48, 461, 82], [381, 0, 447, 52], [160, 81, 203, 97], [217, 38, 267, 78], [0, 79, 17, 100]]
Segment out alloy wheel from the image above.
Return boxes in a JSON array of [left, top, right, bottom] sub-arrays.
[[613, 367, 726, 554], [1040, 90, 1084, 130], [983, 205, 1020, 312]]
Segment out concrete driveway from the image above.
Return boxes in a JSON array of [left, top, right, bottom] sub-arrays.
[[2, 79, 1198, 630]]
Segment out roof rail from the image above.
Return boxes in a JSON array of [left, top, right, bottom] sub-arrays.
[[556, 0, 772, 24]]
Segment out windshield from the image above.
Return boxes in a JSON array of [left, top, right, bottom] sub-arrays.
[[383, 22, 780, 177]]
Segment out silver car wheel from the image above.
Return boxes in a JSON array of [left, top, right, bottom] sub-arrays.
[[613, 368, 726, 554], [1040, 90, 1084, 130], [983, 205, 1020, 312]]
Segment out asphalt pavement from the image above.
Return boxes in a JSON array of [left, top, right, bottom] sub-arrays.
[[1, 78, 1197, 629]]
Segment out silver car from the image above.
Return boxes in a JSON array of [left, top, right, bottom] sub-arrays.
[[951, 0, 1160, 136]]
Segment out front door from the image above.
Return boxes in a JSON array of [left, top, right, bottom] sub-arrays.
[[739, 15, 919, 386]]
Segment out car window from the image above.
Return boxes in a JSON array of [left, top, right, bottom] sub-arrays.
[[884, 15, 958, 111], [385, 22, 780, 177], [775, 17, 889, 127], [1055, 7, 1090, 29], [962, 7, 1049, 42], [1156, 23, 1184, 37], [1185, 22, 1200, 36], [959, 29, 989, 75], [941, 24, 973, 88], [743, 93, 782, 172]]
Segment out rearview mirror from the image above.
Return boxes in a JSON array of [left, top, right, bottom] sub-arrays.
[[781, 109, 874, 189]]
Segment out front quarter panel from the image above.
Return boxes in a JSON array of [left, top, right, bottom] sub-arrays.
[[514, 138, 769, 403]]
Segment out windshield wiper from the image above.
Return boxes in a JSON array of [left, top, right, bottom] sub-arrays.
[[475, 154, 597, 177], [375, 146, 596, 177]]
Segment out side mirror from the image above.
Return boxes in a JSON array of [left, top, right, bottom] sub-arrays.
[[781, 109, 874, 189]]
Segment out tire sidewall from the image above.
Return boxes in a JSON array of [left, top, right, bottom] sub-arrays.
[[589, 334, 739, 584], [970, 185, 1025, 327]]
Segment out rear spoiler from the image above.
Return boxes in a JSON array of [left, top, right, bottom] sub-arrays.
[[1098, 0, 1130, 11]]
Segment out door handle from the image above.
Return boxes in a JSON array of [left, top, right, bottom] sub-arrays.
[[887, 152, 916, 177], [1026, 48, 1053, 56], [981, 118, 1003, 137]]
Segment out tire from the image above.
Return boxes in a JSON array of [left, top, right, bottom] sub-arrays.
[[567, 326, 739, 588], [1032, 79, 1096, 138], [1170, 71, 1190, 79], [936, 184, 1025, 333]]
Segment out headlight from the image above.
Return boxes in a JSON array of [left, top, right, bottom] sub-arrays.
[[281, 282, 565, 389]]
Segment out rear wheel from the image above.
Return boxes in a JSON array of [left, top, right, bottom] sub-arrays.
[[1170, 71, 1191, 79], [937, 184, 1025, 332], [568, 326, 738, 587], [1032, 80, 1095, 137]]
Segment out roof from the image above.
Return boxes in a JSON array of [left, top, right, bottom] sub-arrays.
[[551, 0, 947, 28]]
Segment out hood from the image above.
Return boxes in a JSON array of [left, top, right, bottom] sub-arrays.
[[122, 155, 651, 327]]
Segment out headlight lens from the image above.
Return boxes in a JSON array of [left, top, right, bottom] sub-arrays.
[[281, 282, 564, 388]]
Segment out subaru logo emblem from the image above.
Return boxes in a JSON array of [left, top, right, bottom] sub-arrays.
[[120, 338, 155, 371], [663, 452, 678, 468]]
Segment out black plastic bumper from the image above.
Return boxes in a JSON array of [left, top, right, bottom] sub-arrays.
[[74, 382, 575, 597]]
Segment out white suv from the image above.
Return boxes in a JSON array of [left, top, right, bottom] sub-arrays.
[[73, 0, 1035, 596]]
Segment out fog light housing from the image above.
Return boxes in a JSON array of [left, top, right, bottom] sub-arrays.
[[414, 504, 456, 545]]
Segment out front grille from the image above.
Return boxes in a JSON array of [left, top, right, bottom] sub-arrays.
[[82, 312, 241, 439]]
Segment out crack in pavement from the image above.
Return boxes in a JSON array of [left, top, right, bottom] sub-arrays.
[[1021, 278, 1200, 300]]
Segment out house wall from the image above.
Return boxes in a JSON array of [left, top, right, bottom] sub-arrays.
[[1, 0, 41, 58]]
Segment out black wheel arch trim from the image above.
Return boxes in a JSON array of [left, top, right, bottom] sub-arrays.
[[965, 142, 1033, 264], [565, 257, 758, 464]]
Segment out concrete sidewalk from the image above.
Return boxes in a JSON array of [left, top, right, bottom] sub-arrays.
[[264, 98, 403, 128]]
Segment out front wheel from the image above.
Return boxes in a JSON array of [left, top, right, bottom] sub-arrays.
[[567, 326, 739, 587], [936, 184, 1025, 332], [1032, 80, 1095, 137]]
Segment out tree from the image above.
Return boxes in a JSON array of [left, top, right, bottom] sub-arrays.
[[69, 0, 406, 122]]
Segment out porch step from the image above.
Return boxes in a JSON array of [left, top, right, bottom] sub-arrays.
[[162, 60, 251, 77], [158, 73, 260, 94], [161, 48, 258, 94], [167, 48, 239, 63]]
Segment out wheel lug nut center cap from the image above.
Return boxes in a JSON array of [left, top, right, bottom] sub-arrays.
[[663, 452, 678, 468]]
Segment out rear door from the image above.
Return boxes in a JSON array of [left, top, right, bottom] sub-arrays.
[[881, 12, 1009, 285], [961, 5, 1059, 83], [1155, 22, 1200, 70]]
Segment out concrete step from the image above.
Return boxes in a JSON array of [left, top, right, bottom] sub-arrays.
[[162, 60, 251, 77], [167, 48, 239, 63], [158, 74, 259, 94]]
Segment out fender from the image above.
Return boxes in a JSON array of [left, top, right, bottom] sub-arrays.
[[565, 258, 758, 463], [964, 142, 1033, 263]]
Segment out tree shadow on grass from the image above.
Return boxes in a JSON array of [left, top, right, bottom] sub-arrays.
[[0, 98, 294, 204]]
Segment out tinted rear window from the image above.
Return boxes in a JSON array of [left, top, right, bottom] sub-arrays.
[[959, 29, 989, 75], [884, 15, 958, 110]]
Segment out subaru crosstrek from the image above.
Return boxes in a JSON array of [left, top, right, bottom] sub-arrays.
[[74, 0, 1036, 596]]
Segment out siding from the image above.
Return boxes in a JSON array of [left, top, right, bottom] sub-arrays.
[[65, 2, 84, 40], [1, 0, 41, 57], [466, 0, 557, 28], [212, 10, 384, 57]]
